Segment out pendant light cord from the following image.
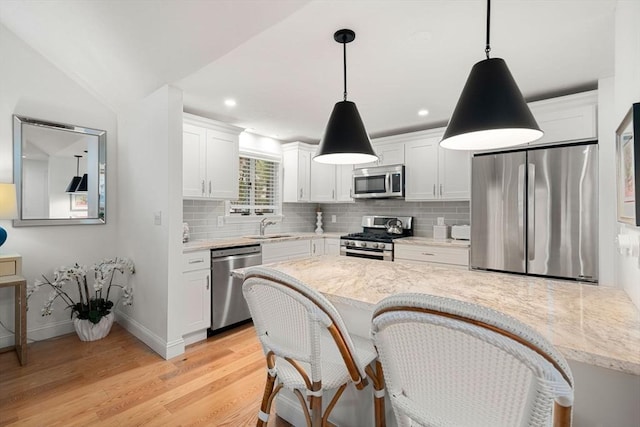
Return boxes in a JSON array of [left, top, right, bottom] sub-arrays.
[[485, 0, 491, 59], [343, 38, 348, 101]]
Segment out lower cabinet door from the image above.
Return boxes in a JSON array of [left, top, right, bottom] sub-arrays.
[[183, 269, 211, 335]]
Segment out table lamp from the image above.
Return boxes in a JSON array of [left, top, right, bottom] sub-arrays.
[[0, 183, 18, 248]]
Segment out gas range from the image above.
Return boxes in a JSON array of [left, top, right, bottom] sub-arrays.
[[340, 216, 413, 261]]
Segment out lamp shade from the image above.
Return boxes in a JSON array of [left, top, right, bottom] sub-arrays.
[[314, 101, 378, 165], [75, 174, 88, 192], [65, 176, 82, 193], [440, 58, 543, 150], [0, 183, 18, 220]]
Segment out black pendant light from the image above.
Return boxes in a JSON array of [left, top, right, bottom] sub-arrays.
[[65, 155, 83, 193], [440, 0, 543, 150], [314, 29, 377, 165]]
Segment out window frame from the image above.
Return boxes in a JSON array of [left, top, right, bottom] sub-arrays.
[[225, 149, 283, 223]]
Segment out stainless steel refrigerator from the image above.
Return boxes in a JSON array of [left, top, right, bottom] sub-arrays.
[[470, 142, 598, 282]]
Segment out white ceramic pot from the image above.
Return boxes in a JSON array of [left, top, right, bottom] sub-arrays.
[[73, 312, 114, 341]]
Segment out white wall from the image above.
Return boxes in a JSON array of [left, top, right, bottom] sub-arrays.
[[613, 0, 640, 308], [0, 22, 118, 346], [116, 85, 184, 359], [598, 77, 616, 287]]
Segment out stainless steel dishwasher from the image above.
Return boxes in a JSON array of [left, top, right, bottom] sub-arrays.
[[210, 245, 262, 332]]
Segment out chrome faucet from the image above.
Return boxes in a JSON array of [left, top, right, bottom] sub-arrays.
[[259, 217, 277, 236]]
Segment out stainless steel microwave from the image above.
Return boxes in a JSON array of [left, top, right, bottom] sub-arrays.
[[352, 164, 404, 199]]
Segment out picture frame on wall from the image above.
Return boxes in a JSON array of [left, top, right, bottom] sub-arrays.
[[70, 193, 88, 212], [616, 102, 640, 226]]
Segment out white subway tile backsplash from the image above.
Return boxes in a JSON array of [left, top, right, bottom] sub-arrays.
[[183, 199, 470, 240]]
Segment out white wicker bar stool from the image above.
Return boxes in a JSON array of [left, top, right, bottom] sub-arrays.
[[242, 267, 386, 427], [372, 293, 574, 427]]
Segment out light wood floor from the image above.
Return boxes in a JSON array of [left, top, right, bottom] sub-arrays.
[[0, 322, 291, 426]]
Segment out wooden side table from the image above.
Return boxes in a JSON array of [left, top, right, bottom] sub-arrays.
[[0, 254, 27, 365]]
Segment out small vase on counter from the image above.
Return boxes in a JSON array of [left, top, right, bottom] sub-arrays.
[[315, 209, 323, 234]]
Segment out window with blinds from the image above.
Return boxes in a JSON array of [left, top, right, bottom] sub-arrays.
[[229, 156, 280, 215]]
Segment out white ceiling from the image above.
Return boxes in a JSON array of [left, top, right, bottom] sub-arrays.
[[0, 0, 616, 143]]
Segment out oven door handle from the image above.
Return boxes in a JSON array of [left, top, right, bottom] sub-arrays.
[[343, 247, 390, 256]]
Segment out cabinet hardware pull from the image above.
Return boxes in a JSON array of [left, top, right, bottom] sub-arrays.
[[433, 184, 435, 196], [202, 180, 205, 194], [209, 181, 212, 195], [188, 259, 204, 264], [332, 189, 335, 199], [206, 275, 210, 290], [421, 253, 435, 256], [440, 184, 443, 196], [300, 188, 303, 199]]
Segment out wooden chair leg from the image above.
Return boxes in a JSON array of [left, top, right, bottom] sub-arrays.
[[257, 371, 277, 427], [309, 381, 323, 426], [366, 361, 386, 427], [322, 383, 347, 426], [553, 402, 572, 427]]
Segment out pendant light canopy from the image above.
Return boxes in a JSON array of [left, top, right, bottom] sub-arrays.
[[440, 0, 543, 150], [314, 29, 377, 165], [65, 155, 83, 193]]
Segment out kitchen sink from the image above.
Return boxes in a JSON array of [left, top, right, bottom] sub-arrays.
[[245, 234, 292, 240]]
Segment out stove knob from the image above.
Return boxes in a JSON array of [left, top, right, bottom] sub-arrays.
[[361, 242, 367, 248], [376, 243, 382, 249]]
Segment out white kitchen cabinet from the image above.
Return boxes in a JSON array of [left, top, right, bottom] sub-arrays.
[[324, 238, 340, 256], [360, 139, 405, 168], [310, 158, 336, 202], [182, 250, 211, 343], [311, 238, 325, 256], [404, 128, 470, 201], [282, 142, 312, 202], [284, 142, 355, 203], [183, 113, 242, 200], [335, 164, 354, 202], [262, 240, 311, 264], [528, 91, 597, 146], [405, 135, 439, 200], [394, 243, 469, 267], [438, 145, 471, 199]]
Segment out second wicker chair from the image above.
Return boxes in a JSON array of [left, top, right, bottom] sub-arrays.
[[372, 293, 574, 427]]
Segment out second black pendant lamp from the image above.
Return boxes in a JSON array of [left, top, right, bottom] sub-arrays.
[[314, 29, 377, 165], [65, 155, 83, 193], [440, 0, 543, 150]]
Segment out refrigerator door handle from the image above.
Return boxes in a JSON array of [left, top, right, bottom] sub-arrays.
[[527, 163, 536, 260], [518, 164, 526, 256]]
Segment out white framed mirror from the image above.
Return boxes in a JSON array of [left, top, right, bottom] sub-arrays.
[[13, 115, 106, 226]]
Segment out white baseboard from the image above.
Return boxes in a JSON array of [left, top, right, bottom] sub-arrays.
[[115, 310, 185, 360], [183, 329, 207, 347], [0, 319, 75, 348]]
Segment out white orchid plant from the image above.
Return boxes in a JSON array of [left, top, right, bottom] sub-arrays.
[[28, 257, 135, 324]]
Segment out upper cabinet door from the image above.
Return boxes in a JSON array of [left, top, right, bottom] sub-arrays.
[[183, 123, 207, 198], [205, 128, 239, 200], [438, 148, 470, 200], [335, 164, 354, 202], [405, 137, 439, 201], [310, 159, 336, 202], [376, 141, 405, 166], [183, 114, 242, 200]]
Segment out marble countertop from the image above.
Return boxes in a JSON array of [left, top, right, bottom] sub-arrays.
[[395, 236, 470, 248], [183, 232, 343, 252], [233, 256, 640, 375]]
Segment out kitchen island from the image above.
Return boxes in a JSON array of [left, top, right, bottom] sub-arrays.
[[233, 255, 640, 426]]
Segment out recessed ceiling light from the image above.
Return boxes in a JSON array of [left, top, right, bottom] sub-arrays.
[[245, 127, 255, 133], [270, 134, 279, 139], [418, 109, 429, 117], [224, 99, 237, 107]]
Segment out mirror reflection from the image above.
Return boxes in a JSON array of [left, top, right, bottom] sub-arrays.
[[13, 115, 106, 226]]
